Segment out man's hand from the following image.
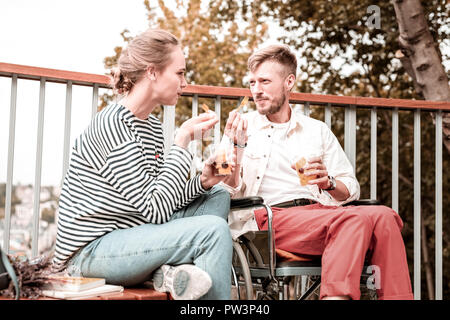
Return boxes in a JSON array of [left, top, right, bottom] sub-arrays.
[[303, 156, 330, 189], [224, 110, 248, 166], [291, 156, 350, 200]]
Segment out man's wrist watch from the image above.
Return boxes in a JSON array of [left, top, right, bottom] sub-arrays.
[[323, 176, 336, 191]]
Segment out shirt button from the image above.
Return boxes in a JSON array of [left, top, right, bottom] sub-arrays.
[[257, 176, 260, 179], [268, 135, 271, 138]]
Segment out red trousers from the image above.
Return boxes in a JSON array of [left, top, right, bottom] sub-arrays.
[[254, 203, 413, 300]]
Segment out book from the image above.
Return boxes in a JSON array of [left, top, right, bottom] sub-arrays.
[[42, 276, 105, 292], [42, 284, 124, 300]]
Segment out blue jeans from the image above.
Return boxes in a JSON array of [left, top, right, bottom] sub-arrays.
[[67, 185, 232, 299]]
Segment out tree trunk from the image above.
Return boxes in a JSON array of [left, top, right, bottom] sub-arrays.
[[392, 0, 450, 154]]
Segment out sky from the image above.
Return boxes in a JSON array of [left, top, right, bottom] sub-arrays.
[[0, 0, 151, 186]]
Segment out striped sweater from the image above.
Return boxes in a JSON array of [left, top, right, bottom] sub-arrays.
[[52, 103, 205, 271]]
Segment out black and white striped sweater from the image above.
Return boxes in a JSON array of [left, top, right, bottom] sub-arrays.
[[52, 103, 205, 271]]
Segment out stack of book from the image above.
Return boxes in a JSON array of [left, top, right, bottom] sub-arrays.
[[41, 275, 123, 300]]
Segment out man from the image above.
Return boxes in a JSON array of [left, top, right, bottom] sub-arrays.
[[223, 44, 413, 300]]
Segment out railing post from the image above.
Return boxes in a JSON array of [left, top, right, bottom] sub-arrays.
[[435, 110, 442, 300], [370, 107, 377, 200], [3, 74, 18, 253], [214, 96, 221, 145], [304, 102, 310, 117], [91, 83, 99, 118], [344, 105, 356, 170], [392, 108, 399, 213], [62, 81, 73, 183], [31, 77, 47, 258], [413, 108, 421, 300], [325, 103, 332, 128], [191, 94, 199, 176], [163, 105, 175, 155]]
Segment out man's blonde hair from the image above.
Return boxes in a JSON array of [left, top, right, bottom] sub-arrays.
[[248, 44, 297, 78]]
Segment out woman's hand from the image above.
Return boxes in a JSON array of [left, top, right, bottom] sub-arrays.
[[200, 152, 237, 190], [174, 112, 218, 148]]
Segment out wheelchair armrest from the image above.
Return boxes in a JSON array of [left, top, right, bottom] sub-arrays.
[[230, 196, 264, 209], [344, 199, 381, 206]]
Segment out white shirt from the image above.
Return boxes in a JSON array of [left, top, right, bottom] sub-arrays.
[[258, 121, 315, 205], [222, 106, 360, 240]]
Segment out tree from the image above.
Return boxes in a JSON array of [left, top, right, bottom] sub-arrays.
[[392, 0, 450, 154], [0, 183, 21, 216], [40, 207, 55, 224]]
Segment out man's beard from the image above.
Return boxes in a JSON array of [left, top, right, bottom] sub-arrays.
[[257, 93, 286, 115]]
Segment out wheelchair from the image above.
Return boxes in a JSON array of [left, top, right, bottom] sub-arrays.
[[230, 197, 380, 300]]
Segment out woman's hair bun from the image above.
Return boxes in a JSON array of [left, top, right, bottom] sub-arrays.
[[110, 67, 134, 95]]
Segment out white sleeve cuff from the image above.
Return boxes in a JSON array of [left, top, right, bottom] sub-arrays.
[[218, 178, 243, 197], [335, 176, 360, 204]]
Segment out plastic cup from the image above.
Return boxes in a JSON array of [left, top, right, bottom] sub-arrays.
[[292, 152, 322, 186], [206, 143, 233, 176]]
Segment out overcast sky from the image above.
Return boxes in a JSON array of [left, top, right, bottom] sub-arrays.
[[0, 0, 150, 186], [0, 0, 149, 73]]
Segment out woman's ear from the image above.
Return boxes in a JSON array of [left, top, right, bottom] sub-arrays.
[[146, 64, 157, 81]]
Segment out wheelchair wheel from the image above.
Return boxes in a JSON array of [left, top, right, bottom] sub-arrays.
[[232, 241, 254, 300]]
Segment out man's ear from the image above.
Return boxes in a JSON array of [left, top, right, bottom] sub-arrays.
[[146, 64, 157, 81], [285, 74, 296, 91]]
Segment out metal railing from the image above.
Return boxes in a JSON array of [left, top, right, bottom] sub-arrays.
[[0, 62, 449, 299]]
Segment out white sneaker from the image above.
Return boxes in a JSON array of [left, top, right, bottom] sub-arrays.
[[152, 264, 212, 300]]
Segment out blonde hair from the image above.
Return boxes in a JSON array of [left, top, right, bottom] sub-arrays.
[[248, 44, 297, 78], [111, 29, 179, 95]]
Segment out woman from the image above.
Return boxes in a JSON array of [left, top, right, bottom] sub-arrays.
[[52, 29, 236, 300]]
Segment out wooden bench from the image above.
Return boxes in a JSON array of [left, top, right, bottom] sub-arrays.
[[1, 286, 171, 300], [78, 287, 171, 300]]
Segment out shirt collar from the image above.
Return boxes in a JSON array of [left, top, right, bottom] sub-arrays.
[[254, 105, 303, 135]]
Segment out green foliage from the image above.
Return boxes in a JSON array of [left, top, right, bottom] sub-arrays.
[[40, 207, 55, 224], [0, 183, 21, 216], [217, 0, 449, 98]]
